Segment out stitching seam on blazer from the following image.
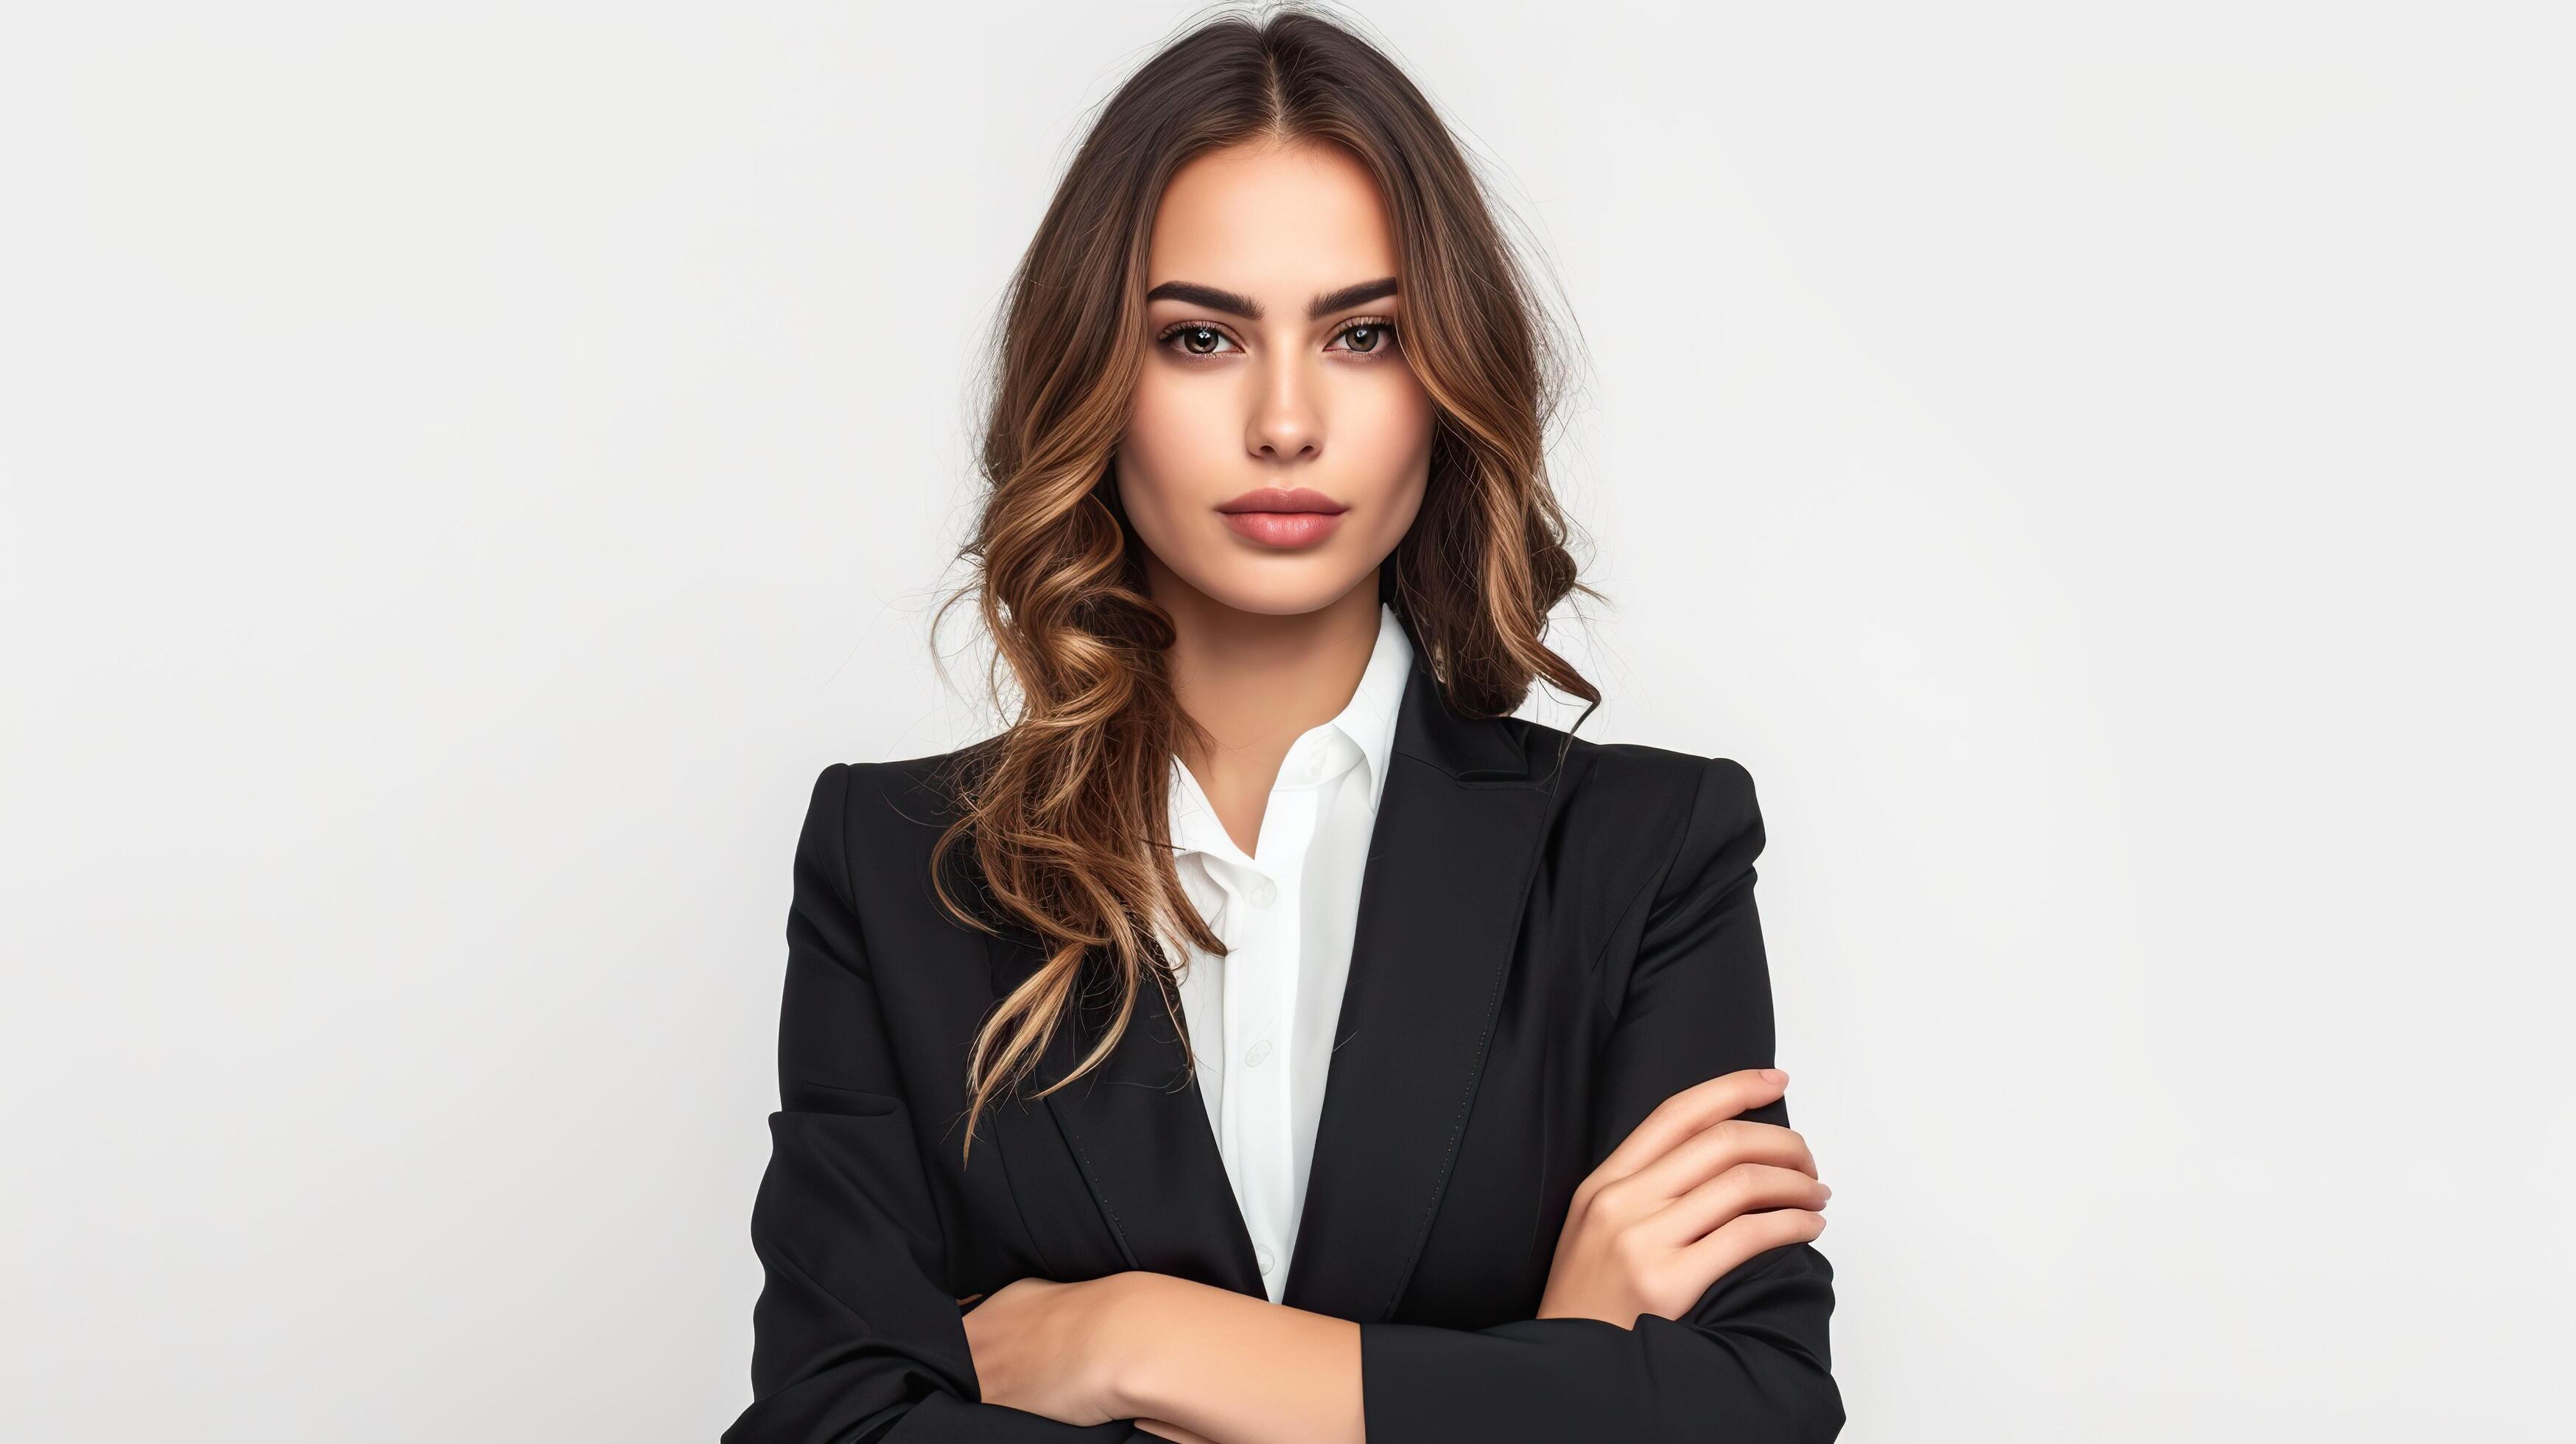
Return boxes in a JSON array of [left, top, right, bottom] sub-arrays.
[[1607, 754, 1714, 1028], [839, 761, 969, 1297], [1049, 1056, 1139, 1271]]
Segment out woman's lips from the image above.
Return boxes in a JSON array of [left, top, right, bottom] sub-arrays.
[[1218, 510, 1346, 547], [1216, 486, 1347, 549]]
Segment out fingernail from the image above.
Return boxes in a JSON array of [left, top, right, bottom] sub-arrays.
[[1761, 1068, 1786, 1084]]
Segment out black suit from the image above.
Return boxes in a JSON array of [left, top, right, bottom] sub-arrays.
[[726, 620, 1843, 1443]]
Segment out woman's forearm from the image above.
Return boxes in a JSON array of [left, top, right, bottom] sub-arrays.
[[1103, 1272, 1363, 1444]]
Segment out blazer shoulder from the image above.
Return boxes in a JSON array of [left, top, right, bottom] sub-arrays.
[[1611, 745, 1758, 819], [804, 738, 995, 836], [1501, 725, 1761, 886], [1519, 718, 1758, 809], [797, 743, 1006, 929], [1593, 745, 1761, 848]]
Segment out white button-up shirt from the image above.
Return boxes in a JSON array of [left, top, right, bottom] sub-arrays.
[[1159, 601, 1412, 1303]]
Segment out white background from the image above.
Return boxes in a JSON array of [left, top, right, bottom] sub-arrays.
[[3, 2, 2567, 1439]]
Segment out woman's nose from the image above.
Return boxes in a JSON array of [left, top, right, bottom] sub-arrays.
[[1248, 360, 1322, 461]]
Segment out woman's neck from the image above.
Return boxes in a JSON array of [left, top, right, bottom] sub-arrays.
[[1155, 572, 1383, 847]]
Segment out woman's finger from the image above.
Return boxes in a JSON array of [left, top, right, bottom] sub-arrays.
[[1648, 1162, 1831, 1248], [1615, 1118, 1817, 1209], [1588, 1068, 1789, 1185], [1672, 1205, 1829, 1288]]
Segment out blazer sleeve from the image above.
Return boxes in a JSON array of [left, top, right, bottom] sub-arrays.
[[1355, 755, 1845, 1444], [726, 763, 1152, 1444]]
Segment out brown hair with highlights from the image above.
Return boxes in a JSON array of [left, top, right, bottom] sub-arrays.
[[929, 4, 1600, 1165]]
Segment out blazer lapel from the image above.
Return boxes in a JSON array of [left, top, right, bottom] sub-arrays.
[[1277, 631, 1559, 1320], [984, 614, 1562, 1322], [985, 921, 1268, 1297]]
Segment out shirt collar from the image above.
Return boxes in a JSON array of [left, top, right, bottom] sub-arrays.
[[1165, 601, 1414, 863]]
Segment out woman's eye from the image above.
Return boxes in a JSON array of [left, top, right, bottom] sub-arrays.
[[1161, 323, 1238, 358], [1332, 320, 1398, 357]]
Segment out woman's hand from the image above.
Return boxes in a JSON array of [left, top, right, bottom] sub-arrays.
[[959, 1274, 1138, 1427], [963, 1272, 1308, 1443], [961, 1273, 1224, 1441], [1537, 1067, 1830, 1329]]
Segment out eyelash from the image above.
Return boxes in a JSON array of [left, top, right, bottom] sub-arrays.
[[1152, 315, 1403, 363]]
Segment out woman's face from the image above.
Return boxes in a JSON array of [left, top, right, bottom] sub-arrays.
[[1115, 137, 1435, 617]]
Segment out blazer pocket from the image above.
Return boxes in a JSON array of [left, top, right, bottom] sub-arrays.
[[784, 1076, 905, 1117]]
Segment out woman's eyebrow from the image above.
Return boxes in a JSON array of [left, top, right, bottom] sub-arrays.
[[1144, 276, 1399, 321]]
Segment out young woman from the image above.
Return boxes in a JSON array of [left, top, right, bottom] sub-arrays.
[[726, 10, 1840, 1443]]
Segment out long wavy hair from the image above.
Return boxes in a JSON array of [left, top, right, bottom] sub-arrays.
[[929, 3, 1600, 1166]]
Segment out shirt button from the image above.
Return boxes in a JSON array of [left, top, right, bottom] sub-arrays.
[[1244, 1038, 1271, 1068], [1249, 877, 1277, 907], [1256, 1243, 1277, 1274]]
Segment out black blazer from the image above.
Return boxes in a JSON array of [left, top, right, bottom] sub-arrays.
[[727, 623, 1842, 1444]]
